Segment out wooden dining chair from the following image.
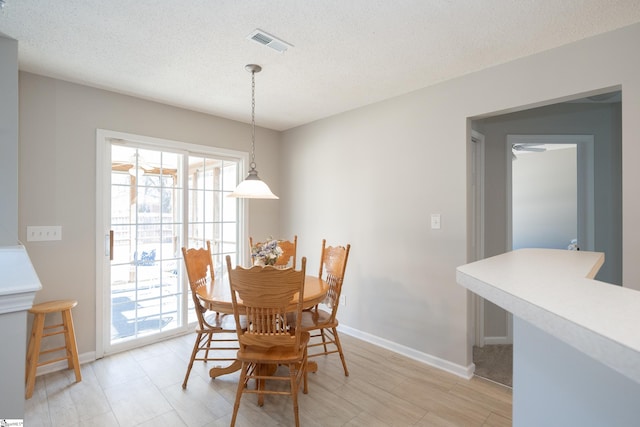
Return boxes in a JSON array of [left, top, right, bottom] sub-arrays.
[[181, 241, 243, 389], [225, 255, 309, 427], [290, 239, 351, 376], [249, 235, 297, 268]]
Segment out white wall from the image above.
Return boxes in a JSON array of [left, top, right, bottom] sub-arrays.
[[18, 73, 282, 355], [512, 147, 577, 250], [282, 97, 470, 371], [281, 23, 640, 370]]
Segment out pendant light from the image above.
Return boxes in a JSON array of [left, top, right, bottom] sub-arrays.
[[228, 64, 278, 199]]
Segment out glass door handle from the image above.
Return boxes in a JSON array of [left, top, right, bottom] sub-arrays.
[[106, 231, 114, 260]]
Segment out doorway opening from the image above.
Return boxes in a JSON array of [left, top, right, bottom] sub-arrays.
[[468, 89, 622, 387]]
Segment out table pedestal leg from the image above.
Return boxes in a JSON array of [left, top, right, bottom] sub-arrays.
[[209, 359, 242, 378]]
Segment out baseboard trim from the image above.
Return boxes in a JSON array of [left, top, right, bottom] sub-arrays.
[[483, 336, 513, 345], [339, 325, 475, 379]]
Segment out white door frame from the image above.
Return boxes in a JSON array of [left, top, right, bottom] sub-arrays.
[[470, 130, 486, 347]]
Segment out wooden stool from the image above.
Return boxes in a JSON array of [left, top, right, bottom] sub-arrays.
[[25, 299, 82, 399]]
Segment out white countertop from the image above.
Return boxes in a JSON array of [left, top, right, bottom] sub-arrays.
[[0, 245, 42, 314], [456, 248, 640, 384]]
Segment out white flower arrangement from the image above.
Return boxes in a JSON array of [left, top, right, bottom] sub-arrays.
[[251, 238, 283, 266]]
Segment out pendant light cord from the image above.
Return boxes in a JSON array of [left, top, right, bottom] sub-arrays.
[[228, 64, 277, 198], [250, 69, 256, 170]]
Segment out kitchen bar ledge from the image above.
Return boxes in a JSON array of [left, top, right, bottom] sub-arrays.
[[458, 249, 640, 426], [457, 248, 640, 384]]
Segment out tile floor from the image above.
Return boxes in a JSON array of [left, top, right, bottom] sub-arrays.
[[25, 333, 512, 426]]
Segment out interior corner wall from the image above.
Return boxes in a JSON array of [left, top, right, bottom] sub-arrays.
[[280, 23, 640, 369], [18, 72, 282, 356]]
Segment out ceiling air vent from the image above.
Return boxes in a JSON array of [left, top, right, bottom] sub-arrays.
[[247, 29, 293, 53]]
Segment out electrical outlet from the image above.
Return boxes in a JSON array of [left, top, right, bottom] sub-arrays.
[[340, 295, 346, 307], [27, 226, 62, 241]]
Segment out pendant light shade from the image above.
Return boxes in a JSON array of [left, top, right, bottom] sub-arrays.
[[228, 64, 278, 199], [229, 167, 278, 199]]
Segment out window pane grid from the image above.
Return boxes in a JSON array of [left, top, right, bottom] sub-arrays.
[[111, 147, 183, 343], [184, 154, 239, 315]]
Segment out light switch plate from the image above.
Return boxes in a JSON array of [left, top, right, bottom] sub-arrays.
[[430, 214, 441, 230], [27, 226, 62, 241]]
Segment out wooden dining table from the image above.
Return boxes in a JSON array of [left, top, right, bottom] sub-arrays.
[[196, 274, 329, 378]]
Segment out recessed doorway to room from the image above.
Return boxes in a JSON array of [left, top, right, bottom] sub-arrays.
[[468, 89, 622, 387]]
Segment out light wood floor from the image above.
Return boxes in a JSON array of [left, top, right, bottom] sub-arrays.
[[25, 333, 512, 426]]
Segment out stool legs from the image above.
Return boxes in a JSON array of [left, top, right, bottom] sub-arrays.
[[25, 313, 45, 399], [62, 308, 82, 382], [25, 307, 82, 399]]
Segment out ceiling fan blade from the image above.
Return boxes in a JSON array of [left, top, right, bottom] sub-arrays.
[[512, 144, 546, 152]]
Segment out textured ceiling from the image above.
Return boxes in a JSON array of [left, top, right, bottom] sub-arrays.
[[1, 1, 639, 130]]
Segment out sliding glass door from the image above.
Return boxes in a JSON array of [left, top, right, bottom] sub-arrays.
[[110, 145, 184, 344], [97, 131, 244, 355]]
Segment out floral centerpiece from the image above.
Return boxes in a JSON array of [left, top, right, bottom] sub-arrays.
[[251, 238, 283, 266]]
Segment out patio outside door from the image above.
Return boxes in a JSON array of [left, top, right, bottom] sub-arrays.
[[97, 130, 244, 355], [110, 144, 184, 346]]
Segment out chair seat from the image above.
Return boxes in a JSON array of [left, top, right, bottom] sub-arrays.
[[238, 332, 310, 363], [289, 309, 337, 330], [203, 312, 247, 331]]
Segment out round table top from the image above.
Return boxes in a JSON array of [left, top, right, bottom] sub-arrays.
[[196, 274, 328, 314]]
